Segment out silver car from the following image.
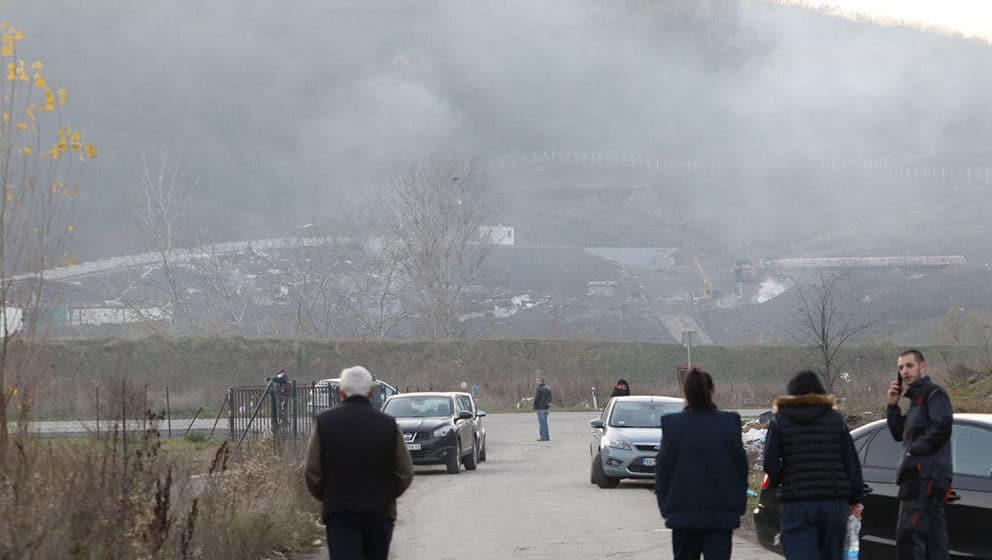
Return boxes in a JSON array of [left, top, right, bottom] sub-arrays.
[[589, 395, 684, 488]]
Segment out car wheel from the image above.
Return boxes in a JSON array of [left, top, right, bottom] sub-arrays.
[[464, 438, 479, 470], [478, 438, 487, 462], [446, 442, 461, 474], [592, 450, 620, 489]]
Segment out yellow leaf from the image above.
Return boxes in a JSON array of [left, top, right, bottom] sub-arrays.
[[25, 105, 34, 121], [6, 62, 14, 80], [5, 193, 12, 202], [85, 143, 96, 158], [30, 61, 42, 70], [34, 75, 44, 88], [21, 146, 30, 156], [58, 88, 66, 106], [1, 46, 11, 57], [13, 30, 23, 41], [2, 112, 9, 121], [15, 122, 26, 130], [66, 224, 74, 232], [49, 147, 59, 160]]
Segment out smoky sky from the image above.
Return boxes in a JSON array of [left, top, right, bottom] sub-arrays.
[[4, 0, 991, 259]]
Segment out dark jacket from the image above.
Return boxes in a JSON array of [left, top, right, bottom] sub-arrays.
[[655, 409, 749, 529], [533, 383, 552, 410], [763, 393, 863, 504], [304, 395, 414, 520], [609, 384, 631, 398], [886, 376, 953, 486]]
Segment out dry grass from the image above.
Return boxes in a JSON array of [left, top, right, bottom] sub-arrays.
[[0, 419, 321, 560]]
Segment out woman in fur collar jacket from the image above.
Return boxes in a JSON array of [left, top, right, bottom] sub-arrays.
[[762, 371, 864, 560]]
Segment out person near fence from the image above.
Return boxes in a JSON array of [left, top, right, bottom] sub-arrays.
[[305, 366, 414, 560], [886, 349, 953, 560], [655, 368, 748, 560], [763, 370, 864, 560], [610, 378, 631, 398], [265, 369, 291, 423], [533, 375, 552, 441]]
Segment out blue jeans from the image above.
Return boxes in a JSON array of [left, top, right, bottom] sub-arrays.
[[536, 409, 550, 440], [780, 500, 847, 560], [325, 511, 394, 560]]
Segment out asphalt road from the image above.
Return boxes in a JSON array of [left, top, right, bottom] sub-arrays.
[[302, 411, 777, 560]]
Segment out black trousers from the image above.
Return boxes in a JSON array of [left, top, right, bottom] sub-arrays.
[[671, 528, 732, 560], [325, 511, 394, 560], [896, 486, 949, 560]]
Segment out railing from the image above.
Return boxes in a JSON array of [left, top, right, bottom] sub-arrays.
[[227, 381, 342, 443]]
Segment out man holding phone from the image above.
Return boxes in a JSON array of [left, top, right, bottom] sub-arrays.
[[886, 349, 953, 560]]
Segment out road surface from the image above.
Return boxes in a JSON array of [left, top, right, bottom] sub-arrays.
[[301, 411, 777, 560]]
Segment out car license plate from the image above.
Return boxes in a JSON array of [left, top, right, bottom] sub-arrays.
[[643, 457, 656, 467], [406, 443, 421, 451]]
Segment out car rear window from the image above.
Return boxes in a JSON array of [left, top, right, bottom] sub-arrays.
[[953, 424, 992, 478], [864, 429, 903, 467]]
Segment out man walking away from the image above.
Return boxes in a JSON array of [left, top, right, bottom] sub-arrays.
[[886, 349, 953, 560], [533, 376, 552, 441], [305, 366, 414, 560], [655, 368, 748, 560]]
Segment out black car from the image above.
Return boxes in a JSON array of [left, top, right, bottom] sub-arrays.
[[754, 413, 992, 559], [382, 392, 486, 474]]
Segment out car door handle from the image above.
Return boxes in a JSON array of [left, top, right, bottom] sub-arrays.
[[862, 483, 874, 495], [946, 491, 961, 503]]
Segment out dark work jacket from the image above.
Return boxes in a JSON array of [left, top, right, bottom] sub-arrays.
[[311, 396, 409, 520], [655, 409, 749, 529], [886, 377, 953, 486], [763, 393, 864, 504], [533, 384, 552, 410], [609, 387, 631, 397]]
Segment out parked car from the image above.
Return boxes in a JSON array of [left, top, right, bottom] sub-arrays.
[[453, 391, 487, 461], [306, 377, 398, 415], [588, 395, 684, 488], [754, 413, 992, 559], [382, 392, 486, 474]]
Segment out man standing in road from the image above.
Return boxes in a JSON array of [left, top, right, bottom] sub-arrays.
[[533, 375, 552, 441], [886, 349, 953, 560], [305, 366, 414, 560]]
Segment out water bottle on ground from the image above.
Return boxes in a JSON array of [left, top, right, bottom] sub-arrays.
[[845, 504, 864, 560]]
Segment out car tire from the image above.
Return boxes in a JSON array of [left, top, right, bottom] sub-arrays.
[[464, 439, 479, 470], [478, 438, 487, 462], [446, 442, 461, 474], [592, 450, 620, 489]]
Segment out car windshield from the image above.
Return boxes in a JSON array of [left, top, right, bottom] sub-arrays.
[[609, 401, 683, 428], [383, 397, 452, 418]]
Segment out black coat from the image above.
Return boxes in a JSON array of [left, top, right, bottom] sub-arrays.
[[533, 383, 552, 410], [886, 377, 953, 485], [763, 393, 863, 504], [655, 409, 749, 529]]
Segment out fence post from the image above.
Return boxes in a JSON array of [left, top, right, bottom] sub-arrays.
[[165, 386, 172, 439], [210, 393, 229, 440], [184, 407, 203, 438], [122, 379, 127, 454], [291, 380, 298, 441], [143, 384, 148, 432], [228, 388, 235, 440], [270, 385, 279, 439], [95, 385, 100, 436]]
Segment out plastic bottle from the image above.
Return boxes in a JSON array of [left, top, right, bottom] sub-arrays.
[[844, 513, 861, 560]]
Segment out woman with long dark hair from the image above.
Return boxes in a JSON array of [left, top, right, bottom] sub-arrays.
[[655, 368, 748, 560], [763, 370, 864, 560]]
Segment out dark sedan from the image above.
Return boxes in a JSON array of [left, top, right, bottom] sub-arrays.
[[382, 392, 485, 474], [754, 413, 992, 559]]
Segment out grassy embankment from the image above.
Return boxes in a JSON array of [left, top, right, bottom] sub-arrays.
[[14, 337, 991, 419]]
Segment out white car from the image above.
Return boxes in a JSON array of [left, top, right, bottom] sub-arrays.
[[307, 377, 399, 415], [589, 395, 684, 488]]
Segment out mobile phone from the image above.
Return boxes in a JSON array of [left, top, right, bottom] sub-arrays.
[[895, 373, 903, 392]]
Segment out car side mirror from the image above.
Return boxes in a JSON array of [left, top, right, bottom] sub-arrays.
[[477, 410, 486, 417], [457, 411, 473, 420], [590, 418, 604, 429]]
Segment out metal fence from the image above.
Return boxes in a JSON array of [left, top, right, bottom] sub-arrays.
[[226, 381, 396, 443]]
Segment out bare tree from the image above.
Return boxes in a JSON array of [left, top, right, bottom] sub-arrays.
[[790, 270, 872, 393], [189, 241, 259, 334], [338, 230, 409, 340], [0, 25, 96, 458], [124, 146, 200, 334], [376, 154, 497, 339]]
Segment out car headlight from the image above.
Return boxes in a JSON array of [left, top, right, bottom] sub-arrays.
[[433, 425, 454, 438], [606, 437, 632, 450]]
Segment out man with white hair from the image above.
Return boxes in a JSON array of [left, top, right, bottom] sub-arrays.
[[305, 366, 414, 560]]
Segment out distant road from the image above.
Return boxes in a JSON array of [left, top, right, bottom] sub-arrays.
[[297, 411, 776, 560]]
